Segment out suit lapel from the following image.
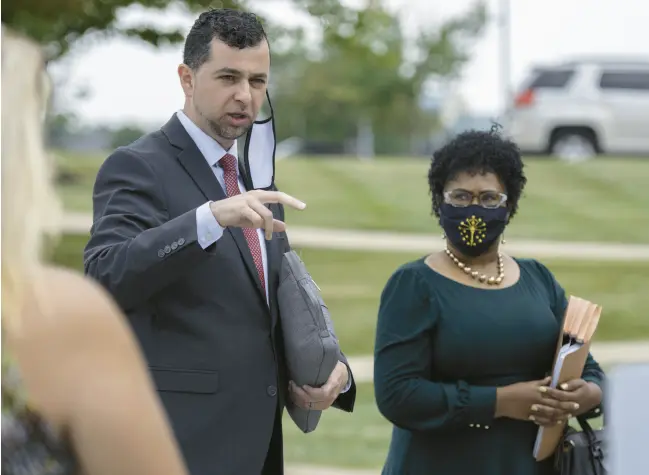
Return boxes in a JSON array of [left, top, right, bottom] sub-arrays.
[[162, 115, 267, 305], [177, 146, 226, 202], [266, 227, 284, 328]]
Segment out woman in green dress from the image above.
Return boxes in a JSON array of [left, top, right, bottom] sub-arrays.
[[373, 127, 604, 475]]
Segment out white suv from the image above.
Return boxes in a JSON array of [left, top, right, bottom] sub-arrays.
[[506, 58, 649, 159]]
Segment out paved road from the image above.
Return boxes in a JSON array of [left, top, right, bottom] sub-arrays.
[[61, 212, 649, 260]]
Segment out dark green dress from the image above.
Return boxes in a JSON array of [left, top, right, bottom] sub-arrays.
[[373, 257, 604, 475]]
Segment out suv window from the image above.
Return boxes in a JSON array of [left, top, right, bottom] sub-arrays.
[[599, 71, 649, 90], [529, 69, 575, 89]]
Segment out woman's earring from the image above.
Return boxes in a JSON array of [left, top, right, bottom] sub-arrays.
[[441, 233, 446, 240], [501, 234, 507, 245]]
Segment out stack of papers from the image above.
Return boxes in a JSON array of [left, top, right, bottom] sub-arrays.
[[533, 296, 603, 461]]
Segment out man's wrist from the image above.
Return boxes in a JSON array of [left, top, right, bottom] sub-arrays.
[[209, 201, 223, 226], [339, 363, 351, 394]]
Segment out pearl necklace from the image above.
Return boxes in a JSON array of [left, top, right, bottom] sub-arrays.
[[445, 248, 505, 286]]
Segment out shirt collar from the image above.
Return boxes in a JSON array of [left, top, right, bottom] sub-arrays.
[[176, 110, 238, 169]]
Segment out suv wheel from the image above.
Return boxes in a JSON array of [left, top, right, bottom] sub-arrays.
[[549, 130, 598, 162]]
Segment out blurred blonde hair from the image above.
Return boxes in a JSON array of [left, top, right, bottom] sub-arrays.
[[2, 25, 62, 332]]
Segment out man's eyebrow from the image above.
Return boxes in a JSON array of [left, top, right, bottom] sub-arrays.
[[214, 67, 241, 75], [213, 68, 267, 79]]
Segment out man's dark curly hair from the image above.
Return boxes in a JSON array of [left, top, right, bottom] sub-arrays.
[[183, 8, 268, 71], [427, 124, 527, 222]]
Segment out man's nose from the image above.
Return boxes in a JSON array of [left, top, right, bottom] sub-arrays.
[[234, 81, 252, 105]]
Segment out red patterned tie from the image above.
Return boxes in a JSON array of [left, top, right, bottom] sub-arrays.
[[220, 153, 266, 292]]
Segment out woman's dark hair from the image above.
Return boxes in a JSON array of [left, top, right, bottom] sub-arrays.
[[427, 124, 527, 222]]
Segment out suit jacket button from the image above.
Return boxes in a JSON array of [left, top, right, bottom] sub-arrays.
[[267, 385, 277, 397], [178, 238, 185, 246], [157, 249, 165, 258], [171, 242, 178, 250], [164, 245, 171, 253]]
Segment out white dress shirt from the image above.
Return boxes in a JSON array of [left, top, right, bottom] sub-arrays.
[[176, 110, 269, 303]]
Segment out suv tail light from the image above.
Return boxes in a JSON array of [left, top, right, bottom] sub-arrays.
[[514, 89, 535, 108]]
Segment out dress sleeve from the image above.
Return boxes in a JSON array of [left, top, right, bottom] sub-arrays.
[[373, 265, 497, 432], [536, 260, 605, 420]]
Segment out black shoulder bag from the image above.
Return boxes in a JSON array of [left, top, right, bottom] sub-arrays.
[[554, 416, 607, 475]]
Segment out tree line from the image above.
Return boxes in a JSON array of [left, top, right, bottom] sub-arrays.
[[3, 0, 487, 155]]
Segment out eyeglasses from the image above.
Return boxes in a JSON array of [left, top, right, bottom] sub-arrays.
[[443, 190, 508, 209]]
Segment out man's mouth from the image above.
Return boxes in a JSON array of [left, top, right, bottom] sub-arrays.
[[226, 113, 251, 127]]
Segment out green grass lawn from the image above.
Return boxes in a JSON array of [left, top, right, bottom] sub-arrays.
[[283, 383, 390, 469], [54, 151, 649, 244], [51, 235, 649, 356], [53, 150, 104, 212]]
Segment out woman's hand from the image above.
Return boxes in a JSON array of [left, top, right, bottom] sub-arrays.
[[496, 377, 577, 427], [541, 379, 602, 417]]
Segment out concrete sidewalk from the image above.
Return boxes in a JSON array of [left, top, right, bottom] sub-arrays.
[[287, 465, 377, 475], [346, 340, 649, 384], [61, 212, 649, 261]]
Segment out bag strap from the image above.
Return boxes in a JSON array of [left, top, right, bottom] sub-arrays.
[[576, 415, 605, 466], [576, 416, 597, 443]]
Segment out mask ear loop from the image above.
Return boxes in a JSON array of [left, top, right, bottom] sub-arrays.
[[242, 89, 276, 191]]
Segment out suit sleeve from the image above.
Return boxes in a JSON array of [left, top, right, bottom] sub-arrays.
[[374, 266, 497, 432], [84, 148, 219, 311], [537, 260, 606, 420], [277, 198, 355, 412]]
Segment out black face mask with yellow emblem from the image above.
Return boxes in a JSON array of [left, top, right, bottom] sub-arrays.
[[439, 203, 508, 257]]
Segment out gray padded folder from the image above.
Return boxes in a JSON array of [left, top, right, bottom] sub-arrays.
[[277, 250, 340, 433]]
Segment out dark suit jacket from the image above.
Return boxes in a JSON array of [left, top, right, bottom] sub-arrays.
[[83, 114, 356, 475]]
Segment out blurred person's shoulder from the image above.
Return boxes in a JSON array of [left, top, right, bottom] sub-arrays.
[[15, 264, 133, 365], [7, 265, 136, 427], [38, 265, 124, 324]]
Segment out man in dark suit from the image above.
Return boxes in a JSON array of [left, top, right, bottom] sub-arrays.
[[83, 8, 356, 475]]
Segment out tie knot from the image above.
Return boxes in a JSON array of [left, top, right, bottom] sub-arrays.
[[220, 153, 238, 172]]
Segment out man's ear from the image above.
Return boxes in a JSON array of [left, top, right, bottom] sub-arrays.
[[178, 64, 194, 98]]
